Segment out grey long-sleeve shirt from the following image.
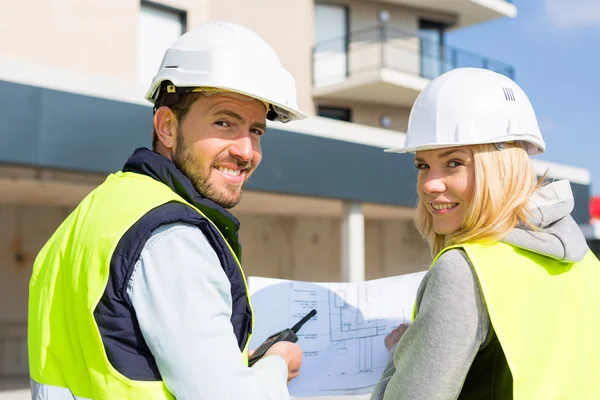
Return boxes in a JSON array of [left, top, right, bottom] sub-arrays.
[[370, 180, 589, 400], [370, 250, 490, 400]]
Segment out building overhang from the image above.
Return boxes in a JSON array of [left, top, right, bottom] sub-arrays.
[[313, 69, 427, 107], [377, 0, 517, 29], [0, 79, 591, 224]]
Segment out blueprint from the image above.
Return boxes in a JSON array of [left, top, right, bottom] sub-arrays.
[[247, 272, 427, 397]]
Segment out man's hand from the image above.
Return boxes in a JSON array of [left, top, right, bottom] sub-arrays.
[[263, 341, 303, 383], [384, 323, 410, 352]]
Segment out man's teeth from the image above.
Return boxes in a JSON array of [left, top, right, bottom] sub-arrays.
[[218, 167, 241, 177], [431, 203, 457, 210]]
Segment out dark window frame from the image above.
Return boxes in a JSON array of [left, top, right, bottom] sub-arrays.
[[317, 106, 352, 122], [141, 0, 188, 33]]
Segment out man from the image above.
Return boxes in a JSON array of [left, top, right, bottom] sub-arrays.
[[28, 21, 306, 399]]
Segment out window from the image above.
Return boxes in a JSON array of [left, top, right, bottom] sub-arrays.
[[313, 3, 349, 86], [137, 1, 186, 87], [418, 20, 446, 80], [318, 106, 352, 122]]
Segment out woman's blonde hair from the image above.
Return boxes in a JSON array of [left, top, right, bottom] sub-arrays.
[[415, 142, 545, 257]]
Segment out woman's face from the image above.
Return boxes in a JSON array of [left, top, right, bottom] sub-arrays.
[[415, 146, 476, 235]]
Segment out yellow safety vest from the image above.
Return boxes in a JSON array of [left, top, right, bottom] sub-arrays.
[[418, 241, 600, 400], [28, 171, 253, 399]]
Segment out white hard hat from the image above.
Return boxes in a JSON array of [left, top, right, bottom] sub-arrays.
[[145, 21, 306, 123], [386, 67, 546, 155]]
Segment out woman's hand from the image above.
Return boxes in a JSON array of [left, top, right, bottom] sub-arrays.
[[384, 323, 410, 351]]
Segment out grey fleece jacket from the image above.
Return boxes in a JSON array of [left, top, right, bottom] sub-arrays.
[[370, 180, 590, 400]]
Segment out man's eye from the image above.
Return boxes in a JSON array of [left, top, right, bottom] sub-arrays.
[[215, 120, 230, 127], [250, 129, 265, 136], [414, 163, 429, 170]]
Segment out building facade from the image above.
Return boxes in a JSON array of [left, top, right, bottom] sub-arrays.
[[0, 0, 592, 397]]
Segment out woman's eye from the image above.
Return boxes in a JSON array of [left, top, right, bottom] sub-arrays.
[[447, 160, 464, 168]]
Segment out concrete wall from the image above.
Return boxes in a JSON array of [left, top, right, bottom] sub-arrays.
[[0, 0, 208, 82], [237, 213, 430, 282], [1, 0, 314, 115], [364, 219, 431, 279], [0, 205, 73, 378]]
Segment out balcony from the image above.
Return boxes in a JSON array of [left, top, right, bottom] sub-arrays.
[[374, 0, 517, 29], [312, 25, 515, 107]]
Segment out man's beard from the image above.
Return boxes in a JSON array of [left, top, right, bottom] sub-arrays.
[[172, 130, 251, 209]]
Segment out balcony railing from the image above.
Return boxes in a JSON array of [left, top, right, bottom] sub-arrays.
[[312, 25, 515, 88]]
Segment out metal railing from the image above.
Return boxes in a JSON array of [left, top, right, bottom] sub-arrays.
[[312, 25, 515, 88]]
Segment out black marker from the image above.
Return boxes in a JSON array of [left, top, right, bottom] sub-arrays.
[[248, 309, 317, 367]]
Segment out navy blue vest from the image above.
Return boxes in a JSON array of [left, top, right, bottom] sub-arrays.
[[93, 148, 252, 381]]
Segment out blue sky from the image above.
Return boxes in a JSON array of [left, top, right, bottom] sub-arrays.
[[446, 0, 600, 194]]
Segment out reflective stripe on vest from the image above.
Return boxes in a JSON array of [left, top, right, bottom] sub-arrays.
[[415, 241, 600, 400], [28, 171, 253, 399]]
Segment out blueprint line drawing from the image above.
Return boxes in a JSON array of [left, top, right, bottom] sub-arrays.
[[359, 336, 372, 373], [248, 271, 426, 397], [328, 285, 387, 375]]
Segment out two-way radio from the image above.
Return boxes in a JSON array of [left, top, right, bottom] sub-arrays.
[[248, 309, 317, 367]]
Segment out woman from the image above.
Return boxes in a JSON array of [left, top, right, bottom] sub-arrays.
[[371, 68, 600, 400]]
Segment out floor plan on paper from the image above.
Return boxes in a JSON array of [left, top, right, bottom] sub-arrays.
[[248, 272, 426, 397]]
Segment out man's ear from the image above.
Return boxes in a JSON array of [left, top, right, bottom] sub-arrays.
[[153, 106, 178, 150]]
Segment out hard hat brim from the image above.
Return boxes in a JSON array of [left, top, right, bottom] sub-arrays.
[[385, 136, 545, 156], [145, 80, 307, 122]]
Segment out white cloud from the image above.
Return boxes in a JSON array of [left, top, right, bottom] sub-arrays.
[[544, 0, 600, 30]]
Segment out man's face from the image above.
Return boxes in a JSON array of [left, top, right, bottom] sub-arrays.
[[172, 94, 266, 209]]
